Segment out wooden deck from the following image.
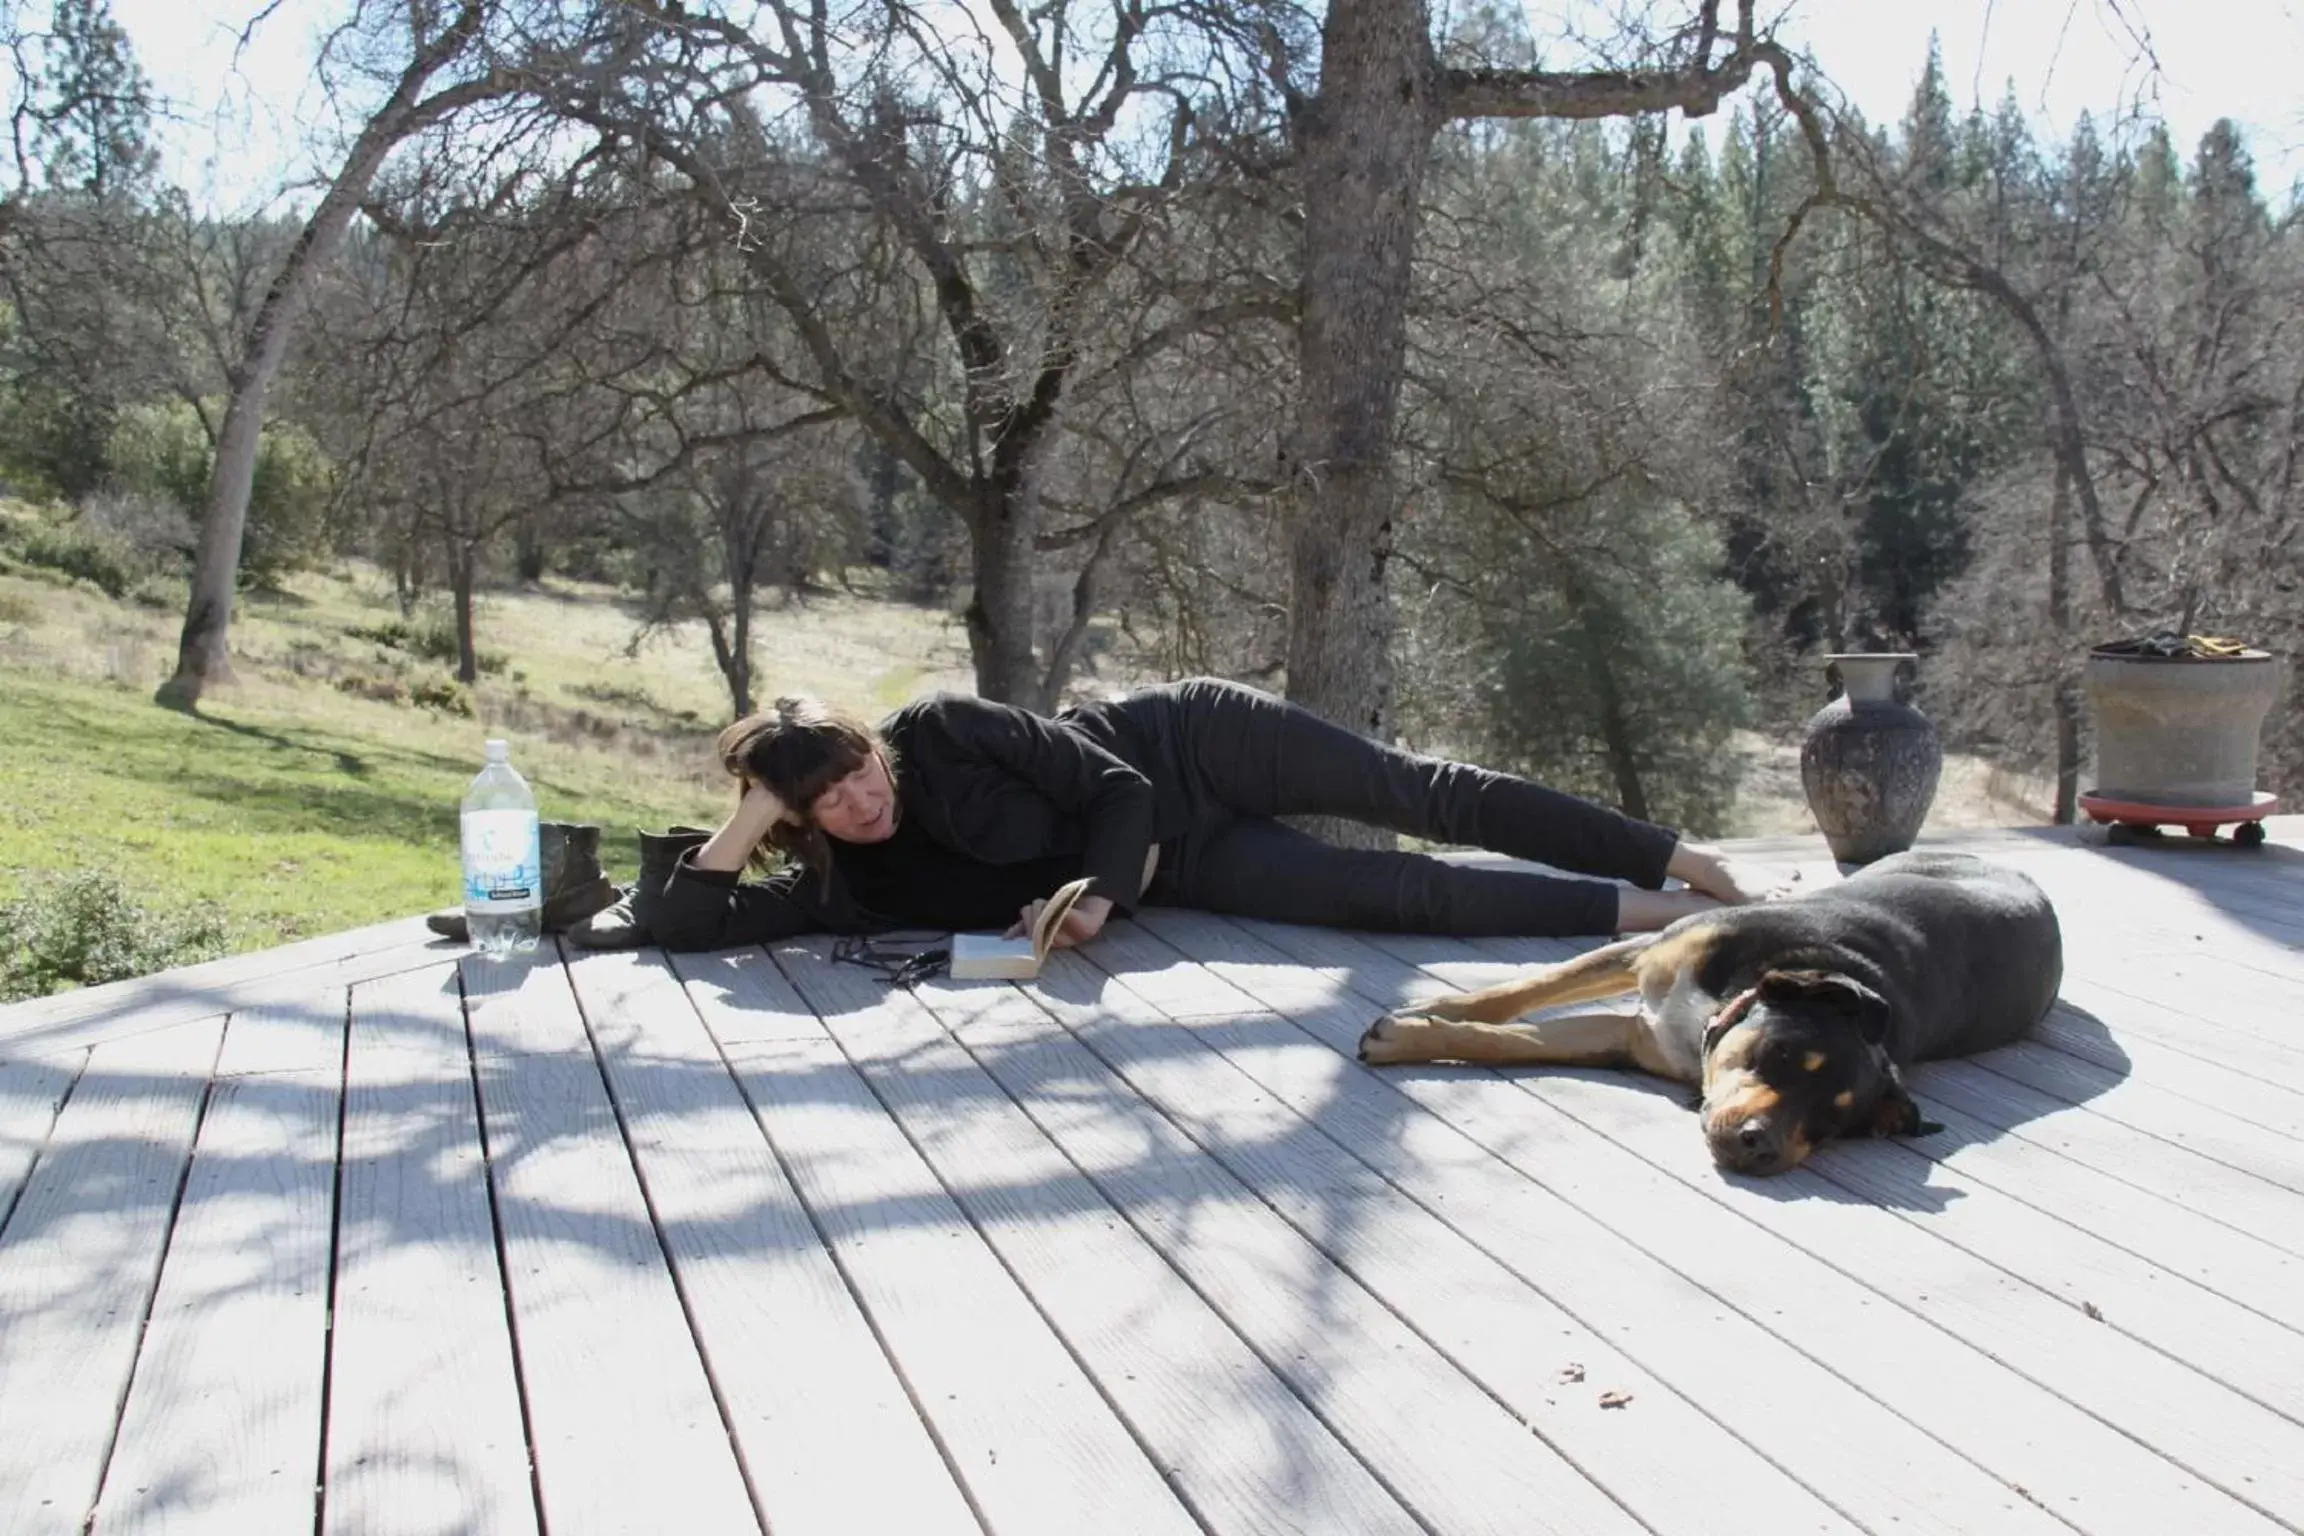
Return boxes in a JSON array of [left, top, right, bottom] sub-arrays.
[[3, 820, 2302, 1536]]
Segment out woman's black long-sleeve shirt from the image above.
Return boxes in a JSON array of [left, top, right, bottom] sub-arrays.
[[652, 693, 1155, 951]]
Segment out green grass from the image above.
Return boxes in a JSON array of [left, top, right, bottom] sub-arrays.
[[0, 517, 989, 982], [0, 665, 727, 945]]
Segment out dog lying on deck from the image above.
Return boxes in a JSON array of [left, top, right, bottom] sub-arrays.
[[1356, 851, 2063, 1176]]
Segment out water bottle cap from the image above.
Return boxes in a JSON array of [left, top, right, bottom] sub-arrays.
[[484, 738, 510, 762]]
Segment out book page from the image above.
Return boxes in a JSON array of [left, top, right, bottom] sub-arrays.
[[950, 876, 1095, 981], [1032, 877, 1094, 965]]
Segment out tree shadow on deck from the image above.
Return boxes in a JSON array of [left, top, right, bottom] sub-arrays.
[[2, 949, 1384, 1536], [0, 917, 2226, 1536]]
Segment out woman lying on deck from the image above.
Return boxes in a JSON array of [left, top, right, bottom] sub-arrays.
[[642, 676, 1791, 955]]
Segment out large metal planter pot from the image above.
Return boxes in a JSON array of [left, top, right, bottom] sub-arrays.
[[2083, 646, 2282, 807]]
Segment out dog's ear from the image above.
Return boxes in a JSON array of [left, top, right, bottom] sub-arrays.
[[1862, 1066, 1945, 1139], [1759, 969, 1893, 1044]]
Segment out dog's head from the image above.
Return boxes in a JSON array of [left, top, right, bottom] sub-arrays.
[[1697, 968, 1941, 1176]]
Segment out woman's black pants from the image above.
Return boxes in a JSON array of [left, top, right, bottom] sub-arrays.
[[1070, 678, 1682, 937]]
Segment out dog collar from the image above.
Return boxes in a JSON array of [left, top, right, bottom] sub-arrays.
[[1699, 984, 1765, 1093], [1704, 985, 1764, 1053]]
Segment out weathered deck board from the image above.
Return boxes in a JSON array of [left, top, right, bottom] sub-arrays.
[[0, 821, 2299, 1536], [0, 1053, 79, 1227], [1974, 1037, 2304, 1189], [1923, 1056, 2304, 1258], [92, 989, 343, 1536], [2053, 969, 2304, 1078], [1501, 1037, 2304, 1527], [782, 943, 1430, 1536], [1876, 1084, 2304, 1332], [460, 952, 762, 1536], [324, 966, 537, 1536], [1233, 920, 2288, 1535], [565, 946, 982, 1536], [0, 917, 450, 1062], [2031, 994, 2304, 1138], [0, 1019, 223, 1536], [901, 956, 1651, 1536], [1455, 931, 2304, 1506], [1012, 934, 1879, 1536], [1793, 1110, 2304, 1425], [1438, 934, 2304, 1406], [709, 944, 1205, 1536], [1141, 912, 2095, 1534]]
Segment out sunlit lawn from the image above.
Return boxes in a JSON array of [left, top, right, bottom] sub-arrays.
[[0, 550, 977, 962]]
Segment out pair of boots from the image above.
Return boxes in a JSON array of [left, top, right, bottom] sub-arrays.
[[426, 824, 708, 950]]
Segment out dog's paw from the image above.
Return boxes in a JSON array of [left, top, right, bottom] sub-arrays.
[[1358, 1012, 1430, 1065]]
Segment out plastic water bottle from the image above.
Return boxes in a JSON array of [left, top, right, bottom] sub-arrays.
[[461, 739, 542, 958]]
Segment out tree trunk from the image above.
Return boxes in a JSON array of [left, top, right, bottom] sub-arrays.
[[2052, 678, 2083, 825], [967, 487, 1049, 710], [1284, 0, 1436, 756], [1583, 627, 1652, 821], [1893, 243, 2130, 618], [1818, 533, 1852, 653], [1280, 1, 1785, 759], [1560, 568, 1650, 821], [393, 543, 421, 618], [1043, 520, 1121, 707], [714, 516, 759, 719], [450, 543, 479, 686], [156, 314, 294, 704], [2049, 456, 2081, 824], [514, 516, 547, 583], [155, 17, 504, 710], [729, 584, 755, 720]]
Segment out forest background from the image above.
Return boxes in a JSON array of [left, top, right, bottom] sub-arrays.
[[2, 0, 2299, 997]]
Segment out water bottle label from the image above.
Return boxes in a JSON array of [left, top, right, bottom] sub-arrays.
[[463, 810, 541, 911]]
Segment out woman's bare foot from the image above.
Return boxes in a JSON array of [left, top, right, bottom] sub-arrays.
[[1663, 842, 1802, 906]]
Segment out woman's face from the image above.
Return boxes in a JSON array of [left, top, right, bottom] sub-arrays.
[[809, 753, 898, 843]]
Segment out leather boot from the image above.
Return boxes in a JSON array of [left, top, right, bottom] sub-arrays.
[[564, 826, 713, 950], [540, 822, 620, 931], [426, 821, 624, 943]]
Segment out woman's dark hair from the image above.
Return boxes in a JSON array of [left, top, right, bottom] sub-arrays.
[[715, 696, 894, 879]]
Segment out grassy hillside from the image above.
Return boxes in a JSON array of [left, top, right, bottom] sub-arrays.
[[0, 511, 979, 984]]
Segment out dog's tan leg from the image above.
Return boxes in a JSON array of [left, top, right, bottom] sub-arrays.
[[1392, 935, 1655, 1026], [1357, 1009, 1647, 1068]]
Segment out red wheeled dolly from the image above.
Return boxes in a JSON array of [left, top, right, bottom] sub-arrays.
[[2078, 790, 2278, 849]]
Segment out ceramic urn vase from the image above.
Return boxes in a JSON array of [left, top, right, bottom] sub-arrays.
[[1799, 652, 1943, 864]]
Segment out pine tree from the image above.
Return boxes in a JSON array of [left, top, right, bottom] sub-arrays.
[[1901, 34, 1956, 197], [31, 0, 157, 200]]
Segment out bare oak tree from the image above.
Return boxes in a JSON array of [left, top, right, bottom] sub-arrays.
[[156, 0, 529, 709], [534, 0, 1282, 709]]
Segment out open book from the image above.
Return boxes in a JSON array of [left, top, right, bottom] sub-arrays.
[[949, 877, 1094, 981]]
